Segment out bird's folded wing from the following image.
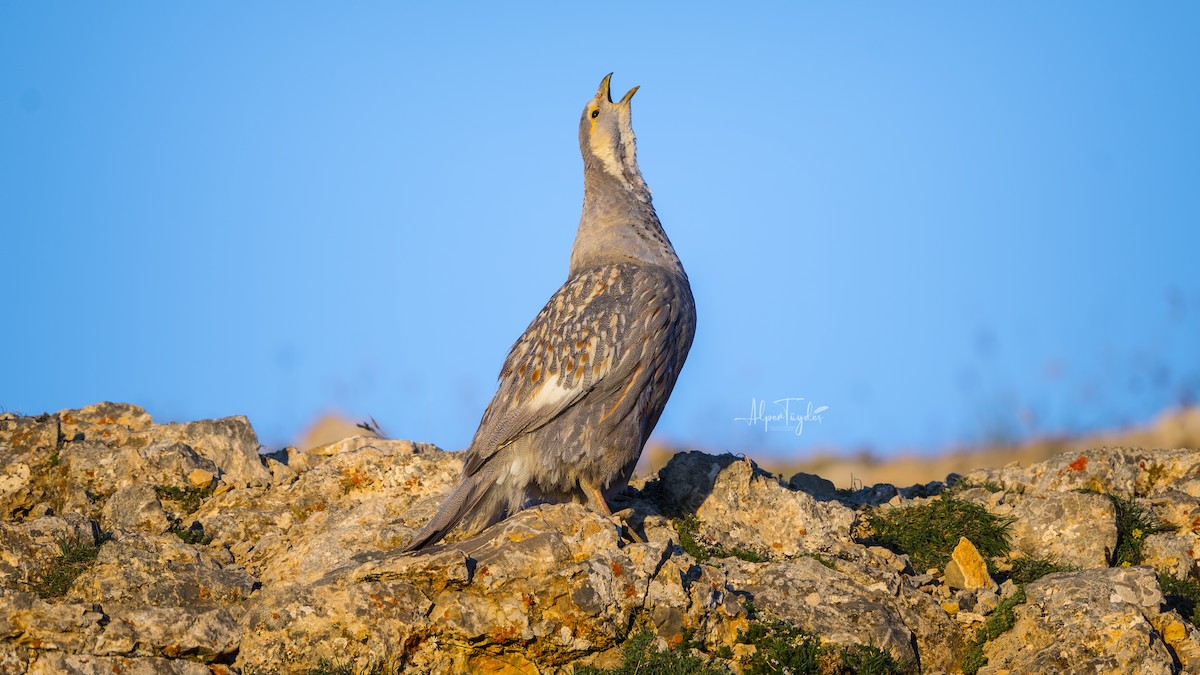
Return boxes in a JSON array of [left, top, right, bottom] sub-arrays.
[[462, 266, 637, 476]]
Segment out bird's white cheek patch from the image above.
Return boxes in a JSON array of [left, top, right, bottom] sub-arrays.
[[528, 379, 575, 411]]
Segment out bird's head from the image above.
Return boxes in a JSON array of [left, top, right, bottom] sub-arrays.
[[579, 73, 642, 186]]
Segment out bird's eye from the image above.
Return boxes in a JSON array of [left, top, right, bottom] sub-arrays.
[[590, 109, 600, 119]]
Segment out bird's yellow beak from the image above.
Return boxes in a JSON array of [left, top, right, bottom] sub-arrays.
[[618, 85, 639, 105]]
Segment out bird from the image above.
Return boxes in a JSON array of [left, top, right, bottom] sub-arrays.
[[403, 73, 696, 552]]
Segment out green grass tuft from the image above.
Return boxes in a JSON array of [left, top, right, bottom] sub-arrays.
[[961, 587, 1026, 675], [1106, 494, 1171, 567], [737, 619, 914, 675], [671, 515, 767, 564], [154, 484, 214, 514], [171, 521, 206, 545], [1159, 574, 1200, 627], [28, 537, 101, 599], [1005, 553, 1076, 585], [575, 628, 727, 675], [865, 496, 1012, 573], [738, 620, 822, 674]]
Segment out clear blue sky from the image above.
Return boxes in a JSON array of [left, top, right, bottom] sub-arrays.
[[3, 3, 1198, 459]]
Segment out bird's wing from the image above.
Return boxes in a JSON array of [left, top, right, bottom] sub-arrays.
[[462, 265, 643, 476]]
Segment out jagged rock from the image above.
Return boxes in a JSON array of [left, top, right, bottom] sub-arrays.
[[99, 485, 170, 534], [967, 446, 1200, 498], [4, 405, 1200, 673], [1002, 490, 1118, 569], [67, 531, 258, 611], [195, 436, 450, 585], [979, 567, 1174, 674], [652, 451, 855, 559], [944, 537, 994, 590], [0, 513, 98, 591], [238, 503, 655, 673], [57, 402, 154, 441], [0, 414, 61, 518], [1144, 532, 1198, 581], [788, 471, 838, 500], [25, 653, 213, 675]]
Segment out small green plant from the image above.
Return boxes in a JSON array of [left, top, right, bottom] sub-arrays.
[[1107, 494, 1170, 567], [45, 450, 60, 469], [1159, 574, 1200, 627], [671, 515, 767, 564], [575, 628, 727, 675], [1005, 553, 1076, 585], [28, 537, 101, 599], [737, 619, 913, 675], [961, 587, 1026, 675], [865, 496, 1012, 573], [171, 521, 206, 545], [738, 620, 822, 674], [155, 484, 214, 514]]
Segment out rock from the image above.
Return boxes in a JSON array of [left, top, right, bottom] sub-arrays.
[[788, 471, 837, 500], [979, 567, 1173, 674], [965, 446, 1200, 498], [652, 452, 855, 559], [99, 485, 170, 534], [1004, 490, 1117, 569], [976, 588, 999, 615], [0, 413, 61, 518], [944, 537, 994, 590], [187, 468, 215, 488], [57, 402, 153, 441], [67, 531, 258, 610], [135, 417, 272, 487], [1143, 531, 1197, 581], [26, 653, 213, 675], [60, 440, 219, 501], [1153, 611, 1200, 673], [5, 405, 1200, 673]]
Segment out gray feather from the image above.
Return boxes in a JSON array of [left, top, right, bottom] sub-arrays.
[[401, 457, 509, 552]]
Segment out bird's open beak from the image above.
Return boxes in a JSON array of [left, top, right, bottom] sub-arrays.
[[619, 85, 639, 105], [596, 73, 614, 103]]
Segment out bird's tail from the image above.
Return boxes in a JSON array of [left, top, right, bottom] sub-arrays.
[[402, 459, 512, 552]]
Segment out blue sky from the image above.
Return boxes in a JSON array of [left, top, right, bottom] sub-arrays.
[[3, 4, 1198, 459]]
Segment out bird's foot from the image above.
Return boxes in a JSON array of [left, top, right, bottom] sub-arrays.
[[610, 507, 645, 544]]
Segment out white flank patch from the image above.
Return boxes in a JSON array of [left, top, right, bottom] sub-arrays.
[[528, 378, 575, 411]]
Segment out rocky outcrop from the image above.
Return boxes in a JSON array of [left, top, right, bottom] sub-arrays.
[[2, 403, 1200, 673]]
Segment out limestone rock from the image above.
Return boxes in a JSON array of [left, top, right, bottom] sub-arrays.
[[4, 405, 1200, 673], [1004, 490, 1118, 569], [944, 537, 995, 590], [652, 451, 855, 559], [979, 567, 1173, 674], [99, 485, 170, 534], [966, 446, 1200, 498]]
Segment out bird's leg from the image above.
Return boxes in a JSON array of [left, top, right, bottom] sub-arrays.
[[581, 481, 613, 516]]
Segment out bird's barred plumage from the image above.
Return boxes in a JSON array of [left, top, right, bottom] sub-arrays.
[[404, 74, 695, 551]]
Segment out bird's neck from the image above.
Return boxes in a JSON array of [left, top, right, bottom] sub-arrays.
[[569, 163, 683, 276]]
